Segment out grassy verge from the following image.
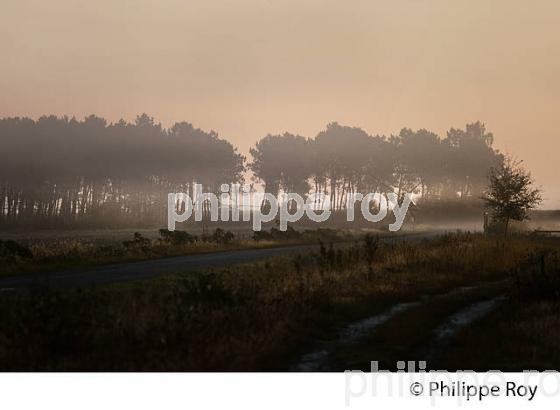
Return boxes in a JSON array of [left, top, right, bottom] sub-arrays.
[[438, 299, 560, 371], [438, 247, 560, 371], [0, 227, 353, 277], [0, 233, 557, 370]]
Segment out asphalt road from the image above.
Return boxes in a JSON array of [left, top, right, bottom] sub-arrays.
[[0, 231, 443, 289], [0, 244, 324, 289]]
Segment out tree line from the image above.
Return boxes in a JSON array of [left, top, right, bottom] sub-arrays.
[[0, 115, 502, 227], [0, 114, 244, 227], [249, 121, 502, 211]]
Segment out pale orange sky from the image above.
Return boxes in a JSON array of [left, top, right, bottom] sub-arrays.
[[1, 0, 559, 207]]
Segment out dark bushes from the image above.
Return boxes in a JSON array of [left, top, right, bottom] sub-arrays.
[[253, 226, 301, 241], [0, 240, 32, 259], [515, 250, 560, 300], [122, 232, 151, 252], [210, 228, 235, 244], [159, 229, 197, 245]]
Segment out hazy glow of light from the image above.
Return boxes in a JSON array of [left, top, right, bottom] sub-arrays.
[[1, 0, 559, 207]]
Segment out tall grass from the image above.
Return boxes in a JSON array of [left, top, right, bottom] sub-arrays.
[[0, 233, 556, 370], [0, 228, 347, 276]]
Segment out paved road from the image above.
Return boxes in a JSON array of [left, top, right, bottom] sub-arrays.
[[0, 231, 444, 289], [0, 244, 325, 289]]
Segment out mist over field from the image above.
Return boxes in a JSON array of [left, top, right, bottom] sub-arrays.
[[2, 0, 560, 209], [0, 115, 506, 229], [1, 0, 560, 378]]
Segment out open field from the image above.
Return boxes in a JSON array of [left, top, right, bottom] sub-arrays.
[[1, 232, 558, 371]]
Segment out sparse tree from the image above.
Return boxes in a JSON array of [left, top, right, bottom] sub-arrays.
[[482, 156, 542, 236]]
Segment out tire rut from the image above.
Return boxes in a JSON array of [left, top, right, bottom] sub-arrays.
[[290, 279, 509, 371]]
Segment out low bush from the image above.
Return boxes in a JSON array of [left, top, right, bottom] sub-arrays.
[[0, 240, 32, 259], [159, 229, 197, 245], [210, 228, 234, 244]]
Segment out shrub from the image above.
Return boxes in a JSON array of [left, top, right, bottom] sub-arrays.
[[515, 250, 560, 300], [122, 232, 151, 252], [252, 226, 301, 241], [159, 229, 197, 245], [0, 240, 32, 259], [253, 230, 272, 241], [211, 228, 234, 244]]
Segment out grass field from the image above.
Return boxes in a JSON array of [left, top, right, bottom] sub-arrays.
[[1, 232, 558, 371], [0, 227, 353, 277]]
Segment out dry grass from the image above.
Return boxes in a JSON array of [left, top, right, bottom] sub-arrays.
[[437, 243, 560, 371], [439, 299, 560, 371], [0, 233, 557, 371], [0, 228, 348, 276]]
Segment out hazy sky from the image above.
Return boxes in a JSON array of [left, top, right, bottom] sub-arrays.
[[1, 0, 559, 207]]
